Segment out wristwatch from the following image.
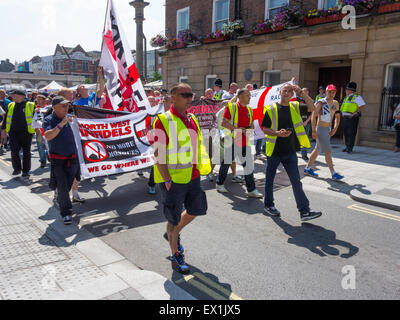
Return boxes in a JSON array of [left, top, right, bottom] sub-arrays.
[[57, 124, 63, 130]]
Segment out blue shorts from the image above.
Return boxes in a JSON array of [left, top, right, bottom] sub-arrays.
[[160, 177, 208, 226]]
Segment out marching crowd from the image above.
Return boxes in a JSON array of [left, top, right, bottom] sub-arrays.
[[0, 72, 378, 274]]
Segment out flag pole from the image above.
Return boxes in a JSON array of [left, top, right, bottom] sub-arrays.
[[94, 0, 110, 106]]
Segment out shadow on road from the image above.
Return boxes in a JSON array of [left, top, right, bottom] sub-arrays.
[[270, 217, 359, 258], [171, 265, 238, 300]]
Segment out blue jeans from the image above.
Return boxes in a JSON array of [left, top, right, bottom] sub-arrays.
[[36, 133, 48, 163], [264, 153, 310, 212], [256, 138, 266, 155]]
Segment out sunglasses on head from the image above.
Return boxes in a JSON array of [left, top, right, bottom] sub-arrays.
[[178, 92, 194, 98]]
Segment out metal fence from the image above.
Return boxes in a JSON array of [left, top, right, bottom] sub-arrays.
[[380, 87, 400, 130]]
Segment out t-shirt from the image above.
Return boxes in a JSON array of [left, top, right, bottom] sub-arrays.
[[261, 103, 300, 157], [43, 114, 77, 156], [223, 102, 252, 148], [75, 93, 101, 108], [0, 99, 11, 113], [221, 91, 235, 100], [214, 90, 226, 101], [153, 106, 200, 181], [341, 94, 366, 116]]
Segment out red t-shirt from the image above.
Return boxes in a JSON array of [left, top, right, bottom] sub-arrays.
[[223, 102, 252, 148], [153, 106, 200, 181]]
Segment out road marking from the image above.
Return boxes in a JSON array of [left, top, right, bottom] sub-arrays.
[[174, 273, 243, 300], [348, 204, 400, 222]]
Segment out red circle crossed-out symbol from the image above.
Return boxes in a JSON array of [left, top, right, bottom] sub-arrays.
[[83, 140, 108, 163]]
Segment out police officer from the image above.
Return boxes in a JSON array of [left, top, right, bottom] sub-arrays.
[[1, 89, 35, 178], [315, 85, 326, 103], [213, 79, 226, 101], [340, 82, 367, 154]]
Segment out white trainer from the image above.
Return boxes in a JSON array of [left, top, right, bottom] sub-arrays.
[[248, 189, 263, 199], [216, 185, 229, 193]]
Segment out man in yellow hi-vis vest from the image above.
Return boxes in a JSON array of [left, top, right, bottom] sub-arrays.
[[1, 89, 35, 178], [153, 83, 211, 274], [261, 83, 322, 222]]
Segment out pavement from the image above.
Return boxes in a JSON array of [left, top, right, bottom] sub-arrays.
[[0, 158, 194, 300], [297, 141, 400, 212]]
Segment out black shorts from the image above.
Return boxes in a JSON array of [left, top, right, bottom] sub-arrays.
[[160, 177, 208, 226]]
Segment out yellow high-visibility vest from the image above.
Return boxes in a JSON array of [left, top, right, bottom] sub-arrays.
[[153, 111, 211, 184], [221, 102, 253, 147], [264, 103, 311, 157], [341, 94, 360, 113], [5, 102, 36, 134]]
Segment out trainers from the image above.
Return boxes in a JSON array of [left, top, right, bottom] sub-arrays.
[[300, 209, 322, 222], [332, 173, 344, 181], [264, 206, 281, 217], [12, 170, 21, 176], [21, 173, 30, 179], [216, 184, 229, 193], [304, 168, 318, 177], [342, 148, 348, 152], [171, 252, 190, 274], [248, 189, 263, 199], [40, 161, 46, 168], [138, 170, 144, 176], [207, 173, 214, 182], [232, 175, 244, 183], [148, 186, 156, 195], [72, 196, 86, 204], [163, 232, 184, 255], [302, 155, 309, 161], [63, 216, 73, 225]]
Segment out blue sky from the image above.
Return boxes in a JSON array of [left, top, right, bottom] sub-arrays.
[[0, 0, 165, 63]]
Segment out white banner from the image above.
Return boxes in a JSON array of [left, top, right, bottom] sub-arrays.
[[71, 111, 157, 180], [100, 0, 151, 114]]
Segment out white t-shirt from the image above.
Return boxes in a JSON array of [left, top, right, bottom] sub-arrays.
[[221, 91, 234, 100]]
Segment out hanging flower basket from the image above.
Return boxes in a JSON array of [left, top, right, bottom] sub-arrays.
[[167, 43, 185, 50], [305, 13, 345, 26], [203, 36, 228, 44], [378, 2, 400, 13]]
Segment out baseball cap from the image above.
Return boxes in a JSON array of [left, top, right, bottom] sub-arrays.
[[11, 89, 26, 96], [319, 85, 325, 90], [52, 96, 70, 107], [326, 84, 337, 91]]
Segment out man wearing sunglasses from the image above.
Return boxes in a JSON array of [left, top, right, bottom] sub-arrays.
[[152, 83, 211, 274]]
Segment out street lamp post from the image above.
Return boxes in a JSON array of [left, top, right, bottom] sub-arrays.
[[129, 0, 149, 81]]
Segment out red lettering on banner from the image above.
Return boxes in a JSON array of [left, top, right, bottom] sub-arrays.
[[206, 105, 211, 114], [88, 167, 99, 173]]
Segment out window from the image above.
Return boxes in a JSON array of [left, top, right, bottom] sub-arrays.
[[83, 61, 89, 72], [265, 0, 289, 20], [177, 7, 190, 36], [318, 0, 339, 10], [213, 0, 229, 32], [55, 61, 58, 71], [179, 76, 188, 84], [206, 75, 217, 90], [263, 71, 281, 87], [70, 60, 76, 71], [380, 64, 400, 130], [158, 56, 162, 65]]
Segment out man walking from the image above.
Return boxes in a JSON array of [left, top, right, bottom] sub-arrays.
[[216, 88, 263, 199], [297, 88, 314, 161], [1, 90, 35, 178], [153, 83, 211, 274], [340, 82, 367, 154], [43, 97, 79, 225], [262, 83, 322, 222], [304, 85, 344, 180]]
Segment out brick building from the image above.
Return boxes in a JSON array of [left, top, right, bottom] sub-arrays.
[[53, 45, 100, 82], [161, 0, 400, 149]]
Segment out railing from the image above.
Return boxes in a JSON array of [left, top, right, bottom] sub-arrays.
[[380, 87, 400, 131]]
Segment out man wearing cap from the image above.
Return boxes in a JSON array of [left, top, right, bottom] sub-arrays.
[[304, 85, 344, 180], [43, 96, 78, 226], [1, 90, 35, 178], [213, 79, 226, 101], [340, 82, 367, 154], [315, 86, 326, 103]]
